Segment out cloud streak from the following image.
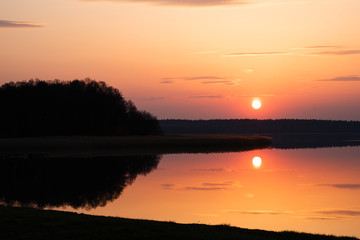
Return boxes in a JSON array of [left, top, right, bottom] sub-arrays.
[[185, 76, 225, 81], [314, 209, 360, 217], [300, 216, 344, 221], [298, 208, 360, 221], [162, 76, 242, 86], [201, 80, 234, 85], [190, 168, 225, 172], [317, 183, 360, 189], [223, 46, 360, 57], [314, 50, 360, 56], [143, 97, 166, 101], [292, 45, 340, 50], [160, 80, 174, 84], [202, 181, 235, 187], [0, 20, 43, 28], [189, 95, 224, 99], [82, 0, 250, 7], [162, 76, 225, 81], [316, 76, 360, 82], [185, 186, 227, 191], [162, 181, 240, 191], [225, 210, 290, 215], [223, 51, 289, 57]]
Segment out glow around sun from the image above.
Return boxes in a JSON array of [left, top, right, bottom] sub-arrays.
[[252, 99, 262, 110], [252, 156, 262, 168]]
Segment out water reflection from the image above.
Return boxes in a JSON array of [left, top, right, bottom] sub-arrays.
[[66, 147, 360, 238], [0, 154, 161, 209]]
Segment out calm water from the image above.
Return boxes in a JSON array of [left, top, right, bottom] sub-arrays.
[[1, 146, 359, 237], [55, 146, 360, 238]]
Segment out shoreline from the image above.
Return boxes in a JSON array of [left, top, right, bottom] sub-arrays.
[[0, 135, 272, 156]]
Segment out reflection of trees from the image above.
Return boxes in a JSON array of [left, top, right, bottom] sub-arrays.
[[0, 154, 161, 209]]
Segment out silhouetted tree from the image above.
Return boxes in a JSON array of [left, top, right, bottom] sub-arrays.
[[0, 79, 162, 137]]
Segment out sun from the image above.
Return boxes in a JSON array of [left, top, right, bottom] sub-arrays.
[[252, 99, 261, 110], [252, 156, 262, 168]]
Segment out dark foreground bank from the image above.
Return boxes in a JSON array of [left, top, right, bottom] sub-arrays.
[[0, 206, 357, 240]]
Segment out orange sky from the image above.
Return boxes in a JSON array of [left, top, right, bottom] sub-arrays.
[[1, 0, 360, 120]]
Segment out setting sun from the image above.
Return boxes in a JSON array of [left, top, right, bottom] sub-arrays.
[[252, 156, 262, 168], [252, 99, 262, 110]]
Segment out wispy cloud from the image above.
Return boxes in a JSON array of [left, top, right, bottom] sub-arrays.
[[162, 76, 242, 86], [299, 216, 344, 221], [160, 80, 174, 84], [223, 46, 360, 57], [225, 207, 360, 221], [223, 51, 289, 57], [202, 80, 233, 84], [185, 186, 228, 191], [189, 95, 224, 99], [291, 45, 340, 50], [82, 0, 250, 7], [162, 76, 225, 81], [245, 193, 255, 198], [247, 0, 313, 8], [306, 45, 339, 49], [0, 20, 43, 28], [314, 209, 360, 217], [202, 181, 235, 187], [317, 183, 360, 189], [314, 50, 360, 56], [88, 0, 250, 7], [190, 168, 225, 172], [201, 79, 242, 86], [316, 75, 360, 82], [142, 97, 166, 101], [243, 69, 254, 73], [236, 94, 275, 97], [162, 181, 240, 191], [82, 0, 313, 7], [185, 76, 225, 80], [297, 208, 360, 221], [225, 210, 290, 215]]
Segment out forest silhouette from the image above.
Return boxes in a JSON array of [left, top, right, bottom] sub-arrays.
[[0, 79, 162, 137], [0, 154, 161, 209]]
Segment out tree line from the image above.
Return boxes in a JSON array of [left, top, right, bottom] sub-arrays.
[[159, 119, 360, 135], [0, 79, 162, 137]]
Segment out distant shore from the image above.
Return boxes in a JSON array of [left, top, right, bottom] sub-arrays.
[[159, 119, 360, 149], [0, 206, 357, 240], [0, 135, 271, 156]]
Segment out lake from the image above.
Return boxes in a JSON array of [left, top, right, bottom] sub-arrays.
[[48, 146, 360, 238]]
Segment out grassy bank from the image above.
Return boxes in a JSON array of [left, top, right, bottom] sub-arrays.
[[0, 135, 271, 156], [0, 206, 357, 240]]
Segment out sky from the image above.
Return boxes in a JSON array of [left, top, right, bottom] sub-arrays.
[[1, 0, 360, 120]]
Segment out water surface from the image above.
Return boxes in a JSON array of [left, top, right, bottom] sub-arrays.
[[2, 147, 359, 237], [58, 146, 360, 238]]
